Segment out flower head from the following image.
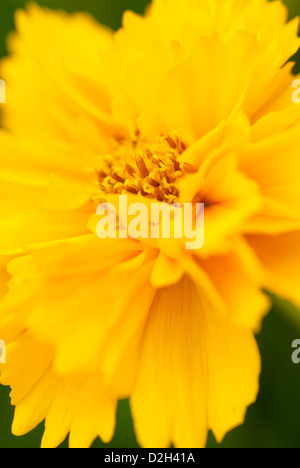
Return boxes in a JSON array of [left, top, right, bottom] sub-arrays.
[[0, 0, 300, 448]]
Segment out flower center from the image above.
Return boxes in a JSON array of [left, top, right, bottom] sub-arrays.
[[95, 135, 189, 204]]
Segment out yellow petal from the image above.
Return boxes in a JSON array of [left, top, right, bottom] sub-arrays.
[[247, 231, 300, 308], [131, 275, 260, 447], [179, 153, 261, 256], [139, 32, 259, 140], [241, 122, 300, 233], [4, 4, 116, 141], [0, 330, 116, 448], [198, 239, 270, 330], [151, 252, 184, 288], [205, 295, 261, 443], [131, 276, 209, 448]]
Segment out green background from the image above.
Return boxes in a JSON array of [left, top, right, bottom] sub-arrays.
[[0, 0, 300, 449]]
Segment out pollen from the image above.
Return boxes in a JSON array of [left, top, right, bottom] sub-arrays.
[[95, 135, 189, 204]]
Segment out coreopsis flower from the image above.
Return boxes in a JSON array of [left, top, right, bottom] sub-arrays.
[[0, 0, 300, 448]]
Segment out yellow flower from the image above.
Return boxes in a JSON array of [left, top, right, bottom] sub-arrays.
[[0, 0, 300, 448]]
